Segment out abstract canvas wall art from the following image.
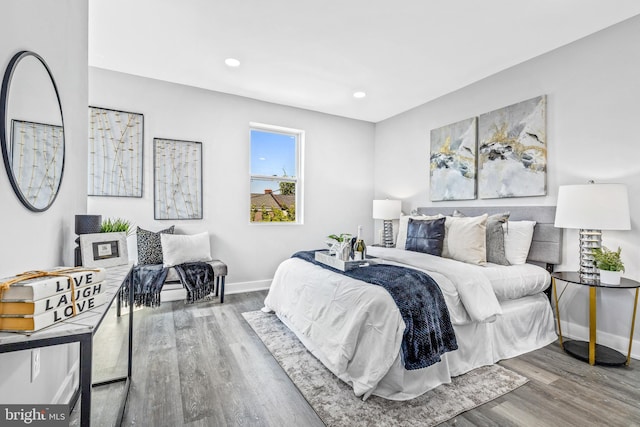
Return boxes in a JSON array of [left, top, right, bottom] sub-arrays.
[[477, 95, 547, 199], [88, 107, 144, 197], [154, 138, 203, 220], [430, 117, 477, 201]]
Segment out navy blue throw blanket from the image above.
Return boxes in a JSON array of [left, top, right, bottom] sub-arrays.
[[121, 262, 215, 307], [292, 250, 458, 370], [174, 262, 216, 303]]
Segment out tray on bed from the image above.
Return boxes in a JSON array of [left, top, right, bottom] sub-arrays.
[[314, 250, 376, 271]]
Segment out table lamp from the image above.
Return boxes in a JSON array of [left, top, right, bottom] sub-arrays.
[[373, 200, 401, 248], [554, 182, 630, 282]]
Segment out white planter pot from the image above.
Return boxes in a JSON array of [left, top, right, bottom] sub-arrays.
[[599, 269, 622, 285]]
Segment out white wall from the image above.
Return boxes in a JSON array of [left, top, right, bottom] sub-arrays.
[[0, 0, 88, 404], [88, 68, 376, 291], [374, 15, 640, 358]]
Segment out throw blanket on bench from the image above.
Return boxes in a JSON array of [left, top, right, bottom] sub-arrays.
[[121, 262, 215, 307], [292, 250, 458, 370]]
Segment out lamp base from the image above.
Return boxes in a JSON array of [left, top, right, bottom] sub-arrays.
[[579, 229, 601, 282], [383, 220, 394, 248]]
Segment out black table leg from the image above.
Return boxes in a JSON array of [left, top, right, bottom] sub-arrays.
[[79, 333, 93, 427]]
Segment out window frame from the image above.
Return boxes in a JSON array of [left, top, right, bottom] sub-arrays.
[[249, 122, 304, 224]]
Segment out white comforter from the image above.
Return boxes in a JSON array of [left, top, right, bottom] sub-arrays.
[[263, 248, 505, 398]]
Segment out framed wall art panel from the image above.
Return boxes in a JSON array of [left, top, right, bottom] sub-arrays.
[[477, 95, 547, 199], [10, 119, 64, 208], [154, 138, 203, 220], [88, 106, 144, 197], [429, 117, 477, 201]]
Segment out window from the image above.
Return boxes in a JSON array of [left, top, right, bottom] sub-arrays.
[[250, 123, 303, 223]]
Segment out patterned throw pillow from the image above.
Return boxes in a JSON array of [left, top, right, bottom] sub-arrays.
[[136, 225, 175, 265]]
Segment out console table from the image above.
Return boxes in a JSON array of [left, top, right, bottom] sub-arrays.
[[0, 264, 133, 426], [551, 271, 639, 366]]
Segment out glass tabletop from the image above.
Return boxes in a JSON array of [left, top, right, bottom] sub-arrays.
[[551, 271, 640, 289]]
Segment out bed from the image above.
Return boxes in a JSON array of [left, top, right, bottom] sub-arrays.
[[263, 206, 562, 401]]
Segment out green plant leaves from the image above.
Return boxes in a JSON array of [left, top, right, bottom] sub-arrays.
[[101, 217, 133, 236], [591, 246, 624, 272]]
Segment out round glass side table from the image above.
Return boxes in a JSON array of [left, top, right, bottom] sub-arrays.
[[551, 271, 639, 366]]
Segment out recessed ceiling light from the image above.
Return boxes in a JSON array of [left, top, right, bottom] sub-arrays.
[[353, 91, 366, 99], [225, 58, 241, 67]]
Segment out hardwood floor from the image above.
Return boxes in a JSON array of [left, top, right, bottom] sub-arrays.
[[75, 290, 640, 426]]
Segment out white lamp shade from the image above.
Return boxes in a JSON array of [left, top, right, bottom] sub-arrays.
[[373, 199, 401, 220], [554, 184, 630, 230]]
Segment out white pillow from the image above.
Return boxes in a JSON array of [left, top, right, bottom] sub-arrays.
[[502, 220, 536, 265], [126, 234, 138, 265], [396, 214, 443, 249], [442, 214, 488, 265], [161, 232, 213, 267]]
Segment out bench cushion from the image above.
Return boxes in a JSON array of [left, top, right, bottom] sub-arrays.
[[208, 260, 228, 276]]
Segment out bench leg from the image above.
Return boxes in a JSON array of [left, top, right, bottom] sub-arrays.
[[220, 276, 225, 304], [116, 289, 122, 317]]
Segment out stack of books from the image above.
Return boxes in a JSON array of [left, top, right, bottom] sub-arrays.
[[0, 267, 107, 333]]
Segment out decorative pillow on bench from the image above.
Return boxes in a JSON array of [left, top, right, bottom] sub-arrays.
[[161, 231, 213, 267], [136, 225, 175, 265]]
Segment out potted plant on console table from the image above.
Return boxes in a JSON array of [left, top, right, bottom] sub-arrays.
[[592, 246, 625, 285], [101, 217, 133, 235]]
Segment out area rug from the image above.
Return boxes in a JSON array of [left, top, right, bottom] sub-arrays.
[[242, 310, 528, 427]]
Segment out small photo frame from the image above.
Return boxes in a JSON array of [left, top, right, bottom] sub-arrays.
[[80, 232, 129, 268]]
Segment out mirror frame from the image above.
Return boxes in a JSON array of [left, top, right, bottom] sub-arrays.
[[0, 50, 66, 212]]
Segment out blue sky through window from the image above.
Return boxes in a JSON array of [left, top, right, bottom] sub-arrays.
[[250, 129, 296, 194]]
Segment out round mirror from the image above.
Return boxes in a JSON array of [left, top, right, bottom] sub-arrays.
[[1, 51, 65, 212]]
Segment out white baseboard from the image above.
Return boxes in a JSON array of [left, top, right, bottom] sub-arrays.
[[560, 319, 639, 360], [53, 358, 78, 405], [226, 279, 271, 294]]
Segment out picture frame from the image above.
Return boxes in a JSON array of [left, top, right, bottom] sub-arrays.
[[477, 95, 547, 199], [9, 119, 65, 209], [429, 117, 477, 201], [79, 232, 129, 268], [88, 106, 144, 197], [153, 138, 203, 220]]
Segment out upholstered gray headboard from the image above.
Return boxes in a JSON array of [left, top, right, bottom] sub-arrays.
[[416, 206, 562, 267]]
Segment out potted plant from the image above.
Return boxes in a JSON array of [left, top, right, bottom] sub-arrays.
[[327, 233, 353, 260], [101, 217, 133, 236], [592, 246, 625, 285]]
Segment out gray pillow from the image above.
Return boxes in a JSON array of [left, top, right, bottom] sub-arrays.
[[137, 225, 175, 265], [405, 217, 446, 256], [485, 214, 510, 265], [453, 210, 510, 265]]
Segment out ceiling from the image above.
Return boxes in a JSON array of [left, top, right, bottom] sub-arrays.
[[89, 1, 640, 123]]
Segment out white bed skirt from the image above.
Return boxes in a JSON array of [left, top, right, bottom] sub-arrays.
[[277, 292, 556, 401]]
